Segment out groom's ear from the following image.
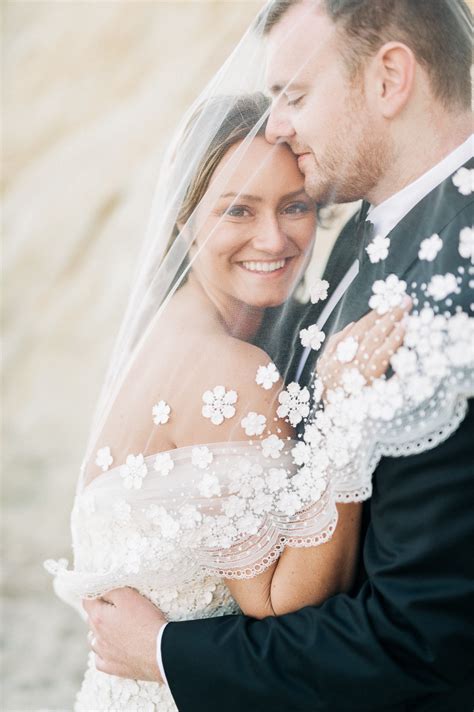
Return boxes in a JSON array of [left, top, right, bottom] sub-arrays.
[[368, 41, 416, 120]]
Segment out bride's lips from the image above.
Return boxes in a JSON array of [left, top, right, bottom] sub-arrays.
[[237, 256, 296, 277]]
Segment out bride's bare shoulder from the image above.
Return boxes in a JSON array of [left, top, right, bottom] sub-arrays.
[[171, 332, 288, 448]]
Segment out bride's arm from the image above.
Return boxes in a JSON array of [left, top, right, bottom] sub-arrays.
[[225, 501, 361, 618], [225, 305, 408, 619]]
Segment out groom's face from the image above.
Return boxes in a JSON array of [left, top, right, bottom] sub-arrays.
[[265, 1, 385, 204]]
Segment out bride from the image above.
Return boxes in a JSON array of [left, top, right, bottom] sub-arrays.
[[46, 91, 407, 711]]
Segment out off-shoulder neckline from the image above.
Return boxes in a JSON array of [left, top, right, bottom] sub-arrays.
[[80, 438, 297, 493]]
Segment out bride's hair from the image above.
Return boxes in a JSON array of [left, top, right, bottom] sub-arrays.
[[165, 92, 270, 262]]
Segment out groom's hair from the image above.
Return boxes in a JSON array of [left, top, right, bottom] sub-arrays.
[[262, 0, 472, 109]]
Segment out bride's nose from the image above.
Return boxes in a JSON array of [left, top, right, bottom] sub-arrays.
[[251, 212, 289, 254]]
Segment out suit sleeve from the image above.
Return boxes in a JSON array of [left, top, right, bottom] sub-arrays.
[[161, 401, 474, 712]]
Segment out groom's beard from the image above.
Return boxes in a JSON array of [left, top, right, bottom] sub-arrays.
[[299, 101, 390, 205]]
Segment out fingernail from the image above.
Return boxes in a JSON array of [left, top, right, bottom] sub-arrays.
[[402, 295, 412, 309]]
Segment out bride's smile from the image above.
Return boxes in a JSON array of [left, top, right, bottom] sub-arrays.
[[189, 135, 317, 313]]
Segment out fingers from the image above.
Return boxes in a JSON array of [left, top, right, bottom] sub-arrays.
[[357, 299, 411, 361], [323, 321, 354, 359], [359, 321, 406, 381]]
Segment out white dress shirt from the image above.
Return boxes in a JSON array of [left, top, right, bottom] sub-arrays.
[[368, 134, 473, 238], [155, 133, 473, 688]]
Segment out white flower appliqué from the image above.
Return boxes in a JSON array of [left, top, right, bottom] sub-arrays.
[[255, 362, 280, 390], [390, 346, 417, 378], [261, 434, 284, 459], [291, 441, 311, 466], [198, 473, 221, 498], [336, 336, 359, 363], [266, 467, 288, 491], [191, 446, 213, 469], [241, 412, 267, 437], [310, 279, 329, 304], [418, 233, 443, 262], [202, 386, 237, 425], [95, 446, 113, 472], [341, 368, 366, 395], [366, 234, 390, 263], [276, 382, 310, 426], [152, 400, 171, 425], [368, 274, 407, 315], [299, 325, 326, 351], [120, 453, 148, 490], [426, 273, 458, 301], [452, 167, 473, 196], [154, 452, 174, 477], [459, 226, 474, 263]]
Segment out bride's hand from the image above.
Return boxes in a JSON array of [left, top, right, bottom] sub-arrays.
[[317, 297, 412, 393]]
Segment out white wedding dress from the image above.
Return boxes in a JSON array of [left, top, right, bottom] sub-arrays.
[[46, 439, 337, 711]]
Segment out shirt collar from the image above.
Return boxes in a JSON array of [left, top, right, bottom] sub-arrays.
[[367, 134, 473, 238]]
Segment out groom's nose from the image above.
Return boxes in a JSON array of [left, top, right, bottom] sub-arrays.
[[265, 105, 295, 145]]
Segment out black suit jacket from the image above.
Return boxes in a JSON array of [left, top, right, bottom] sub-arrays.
[[162, 161, 474, 712]]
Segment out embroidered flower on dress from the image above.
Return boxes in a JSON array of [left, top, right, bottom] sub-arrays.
[[452, 167, 473, 196], [303, 423, 322, 446], [154, 452, 174, 477], [276, 491, 302, 516], [369, 274, 407, 315], [418, 233, 443, 261], [391, 346, 418, 378], [191, 446, 213, 469], [299, 325, 326, 351], [201, 386, 237, 425], [255, 362, 280, 390], [152, 400, 171, 425], [291, 441, 311, 466], [267, 467, 288, 492], [276, 382, 310, 426], [312, 376, 324, 404], [198, 472, 221, 498], [236, 512, 260, 536], [120, 454, 148, 489], [251, 491, 273, 515], [341, 368, 366, 395], [95, 446, 113, 472], [426, 273, 458, 301], [459, 226, 474, 263], [310, 278, 329, 304], [261, 434, 284, 459], [179, 504, 202, 529], [241, 412, 267, 436], [336, 336, 359, 363], [223, 495, 247, 518], [366, 234, 390, 263]]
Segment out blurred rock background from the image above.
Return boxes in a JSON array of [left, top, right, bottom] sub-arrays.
[[2, 1, 355, 709]]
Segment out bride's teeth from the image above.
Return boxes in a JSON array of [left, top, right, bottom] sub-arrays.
[[242, 259, 286, 273]]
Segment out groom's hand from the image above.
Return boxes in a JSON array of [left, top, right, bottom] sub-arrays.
[[83, 587, 167, 682]]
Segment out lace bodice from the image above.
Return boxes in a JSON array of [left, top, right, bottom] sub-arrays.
[[45, 439, 338, 711]]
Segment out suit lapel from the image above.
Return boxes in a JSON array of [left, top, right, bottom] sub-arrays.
[[323, 157, 473, 333], [297, 157, 473, 387]]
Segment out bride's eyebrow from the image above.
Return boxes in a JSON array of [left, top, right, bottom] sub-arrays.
[[280, 188, 308, 201], [219, 192, 263, 202]]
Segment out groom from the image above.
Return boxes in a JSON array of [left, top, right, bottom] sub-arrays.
[[84, 2, 473, 710]]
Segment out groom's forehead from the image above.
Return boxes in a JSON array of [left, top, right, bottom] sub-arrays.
[[264, 8, 338, 93]]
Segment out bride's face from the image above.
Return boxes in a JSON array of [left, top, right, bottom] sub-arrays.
[[190, 136, 317, 309]]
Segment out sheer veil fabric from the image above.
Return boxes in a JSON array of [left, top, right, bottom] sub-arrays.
[[46, 0, 473, 623]]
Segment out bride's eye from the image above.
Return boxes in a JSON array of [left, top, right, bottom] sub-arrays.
[[283, 202, 311, 215], [224, 206, 251, 218]]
